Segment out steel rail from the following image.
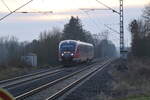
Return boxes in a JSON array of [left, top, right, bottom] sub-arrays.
[[15, 61, 101, 100], [2, 69, 64, 89], [4, 63, 93, 89], [0, 67, 62, 85], [46, 59, 113, 100]]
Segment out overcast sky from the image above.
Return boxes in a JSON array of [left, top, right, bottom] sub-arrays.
[[0, 0, 149, 47]]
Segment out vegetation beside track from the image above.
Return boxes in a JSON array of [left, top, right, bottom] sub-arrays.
[[107, 3, 150, 100], [103, 57, 150, 100], [82, 58, 150, 100], [0, 65, 53, 81], [119, 95, 150, 100]]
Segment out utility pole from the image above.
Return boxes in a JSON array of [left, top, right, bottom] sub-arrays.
[[81, 0, 126, 58], [119, 0, 125, 58]]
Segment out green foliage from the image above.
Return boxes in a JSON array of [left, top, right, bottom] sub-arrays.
[[62, 16, 94, 43]]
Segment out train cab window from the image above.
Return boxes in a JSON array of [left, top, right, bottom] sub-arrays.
[[60, 42, 76, 52]]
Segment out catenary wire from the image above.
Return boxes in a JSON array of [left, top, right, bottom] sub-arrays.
[[0, 0, 34, 22], [1, 0, 12, 12]]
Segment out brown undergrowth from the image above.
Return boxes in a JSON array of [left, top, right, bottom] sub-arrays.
[[110, 57, 150, 100]]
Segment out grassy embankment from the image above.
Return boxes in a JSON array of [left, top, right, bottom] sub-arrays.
[[120, 96, 150, 100], [0, 64, 54, 81], [111, 57, 150, 100], [0, 65, 36, 80]]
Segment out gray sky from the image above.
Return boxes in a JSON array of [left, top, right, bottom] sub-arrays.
[[0, 0, 149, 47]]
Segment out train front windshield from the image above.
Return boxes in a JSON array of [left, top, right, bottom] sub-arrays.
[[60, 42, 76, 52]]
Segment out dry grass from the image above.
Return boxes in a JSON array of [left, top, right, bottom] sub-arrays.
[[110, 57, 150, 100], [0, 66, 33, 80]]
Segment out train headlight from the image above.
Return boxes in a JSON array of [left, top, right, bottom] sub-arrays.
[[61, 53, 64, 56], [71, 53, 74, 56]]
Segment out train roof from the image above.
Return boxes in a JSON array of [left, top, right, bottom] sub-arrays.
[[60, 40, 93, 47]]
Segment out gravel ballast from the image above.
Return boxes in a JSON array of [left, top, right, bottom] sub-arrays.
[[59, 63, 114, 100]]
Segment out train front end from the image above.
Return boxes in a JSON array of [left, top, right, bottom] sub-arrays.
[[59, 40, 77, 64]]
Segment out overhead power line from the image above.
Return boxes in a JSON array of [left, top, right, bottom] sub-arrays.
[[0, 0, 34, 22], [16, 11, 53, 14], [81, 10, 101, 33], [95, 0, 126, 57], [95, 0, 120, 14], [1, 0, 11, 12], [104, 24, 119, 34], [80, 8, 109, 11]]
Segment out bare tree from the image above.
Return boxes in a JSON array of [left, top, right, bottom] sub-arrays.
[[143, 3, 150, 23]]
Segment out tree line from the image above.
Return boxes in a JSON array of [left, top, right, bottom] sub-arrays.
[[0, 16, 117, 67], [129, 3, 150, 57]]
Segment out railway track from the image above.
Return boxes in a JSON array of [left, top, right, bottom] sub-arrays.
[[13, 62, 99, 100], [0, 60, 96, 98], [45, 58, 114, 100], [4, 58, 113, 100], [0, 58, 101, 89], [0, 68, 64, 89], [0, 67, 64, 85], [1, 62, 94, 89], [0, 58, 112, 100]]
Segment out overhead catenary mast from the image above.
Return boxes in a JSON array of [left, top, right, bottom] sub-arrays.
[[81, 0, 126, 58], [119, 0, 125, 58]]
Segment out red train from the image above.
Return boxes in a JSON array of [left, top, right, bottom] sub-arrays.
[[59, 40, 94, 65]]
